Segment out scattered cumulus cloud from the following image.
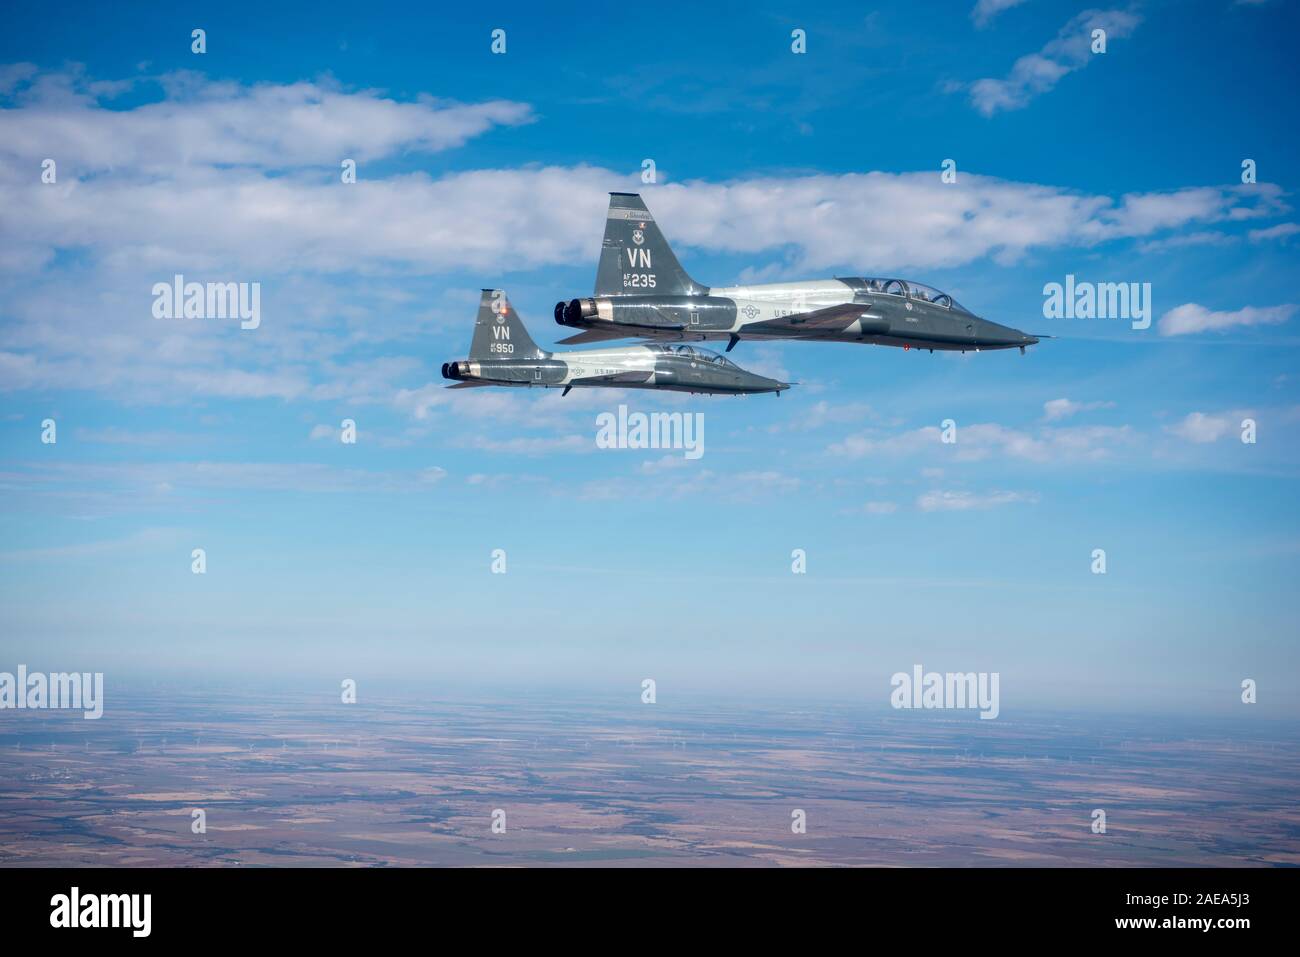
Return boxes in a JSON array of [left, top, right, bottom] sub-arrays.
[[0, 64, 1294, 417], [0, 66, 1285, 286], [1165, 412, 1247, 444]]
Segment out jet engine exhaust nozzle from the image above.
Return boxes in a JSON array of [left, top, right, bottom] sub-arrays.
[[559, 298, 598, 326], [442, 361, 469, 381]]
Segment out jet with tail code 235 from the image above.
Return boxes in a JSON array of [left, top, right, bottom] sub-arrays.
[[442, 290, 791, 396], [555, 192, 1042, 355]]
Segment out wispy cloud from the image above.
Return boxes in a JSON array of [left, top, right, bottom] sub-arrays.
[[829, 421, 1134, 464], [1042, 398, 1116, 421], [3, 460, 449, 496], [1159, 302, 1297, 337], [464, 434, 590, 455], [917, 489, 1039, 511], [1138, 231, 1235, 254], [971, 0, 1030, 30], [1249, 222, 1300, 243], [0, 526, 186, 560], [968, 8, 1141, 115]]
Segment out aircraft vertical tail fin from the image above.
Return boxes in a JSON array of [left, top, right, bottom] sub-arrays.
[[468, 290, 547, 360], [595, 192, 705, 298]]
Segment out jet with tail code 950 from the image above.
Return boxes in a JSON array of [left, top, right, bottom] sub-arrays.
[[442, 290, 790, 396], [555, 192, 1042, 355]]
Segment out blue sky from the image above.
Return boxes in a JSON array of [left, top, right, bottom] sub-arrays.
[[1, 0, 1297, 715]]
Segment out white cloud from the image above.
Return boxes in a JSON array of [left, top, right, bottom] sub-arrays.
[[465, 434, 590, 455], [917, 489, 1039, 511], [1159, 303, 1297, 336], [0, 65, 1289, 410], [1043, 398, 1081, 421], [0, 66, 1283, 284], [0, 69, 533, 171], [1248, 222, 1300, 242], [393, 384, 451, 421], [564, 465, 799, 504], [1165, 412, 1244, 444], [1138, 230, 1234, 254], [972, 0, 1030, 29], [828, 425, 942, 458], [969, 8, 1141, 116], [778, 399, 876, 432], [6, 460, 448, 496], [830, 421, 1133, 463], [7, 162, 1272, 282], [732, 470, 802, 493], [640, 454, 693, 474], [0, 526, 185, 561], [1042, 397, 1115, 421]]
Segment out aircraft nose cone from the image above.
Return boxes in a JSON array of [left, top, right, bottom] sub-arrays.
[[981, 320, 1038, 348], [747, 373, 789, 393]]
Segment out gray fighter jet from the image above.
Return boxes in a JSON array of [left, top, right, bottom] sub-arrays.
[[555, 193, 1041, 355], [442, 290, 790, 396]]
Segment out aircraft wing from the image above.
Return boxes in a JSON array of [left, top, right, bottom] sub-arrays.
[[744, 303, 888, 334], [575, 370, 654, 385]]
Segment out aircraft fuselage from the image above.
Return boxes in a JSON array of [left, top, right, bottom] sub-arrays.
[[444, 343, 788, 395], [559, 278, 1038, 353]]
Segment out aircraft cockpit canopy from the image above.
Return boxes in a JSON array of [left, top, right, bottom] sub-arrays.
[[858, 278, 971, 314], [655, 343, 738, 367]]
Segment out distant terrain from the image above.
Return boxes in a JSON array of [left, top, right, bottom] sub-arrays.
[[1, 690, 1296, 867]]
